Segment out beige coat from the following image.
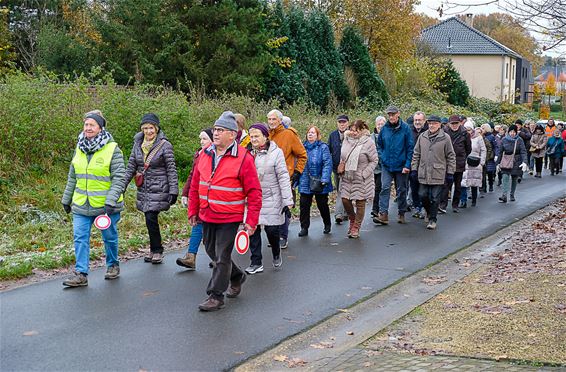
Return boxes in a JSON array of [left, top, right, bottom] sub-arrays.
[[339, 130, 378, 200], [530, 133, 547, 158], [411, 129, 456, 185]]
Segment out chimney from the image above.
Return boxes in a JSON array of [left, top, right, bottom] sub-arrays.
[[464, 13, 474, 28]]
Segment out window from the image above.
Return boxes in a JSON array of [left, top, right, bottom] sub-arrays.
[[512, 65, 515, 80], [506, 63, 509, 79]]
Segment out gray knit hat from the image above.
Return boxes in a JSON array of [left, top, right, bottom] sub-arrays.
[[214, 111, 238, 132]]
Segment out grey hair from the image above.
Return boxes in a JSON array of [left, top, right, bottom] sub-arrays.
[[84, 109, 105, 119], [414, 111, 426, 119], [282, 116, 292, 126], [375, 115, 386, 123], [267, 109, 283, 120]]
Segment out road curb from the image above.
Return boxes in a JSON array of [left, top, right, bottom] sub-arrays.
[[233, 202, 556, 371]]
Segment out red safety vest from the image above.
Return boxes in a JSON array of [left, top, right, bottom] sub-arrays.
[[197, 146, 247, 215]]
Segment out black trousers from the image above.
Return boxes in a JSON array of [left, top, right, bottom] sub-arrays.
[[249, 225, 280, 266], [440, 171, 463, 209], [299, 193, 331, 230], [535, 157, 543, 173], [550, 157, 561, 174], [372, 173, 383, 214], [409, 175, 421, 209], [419, 184, 443, 222], [144, 211, 163, 253], [202, 222, 244, 300]]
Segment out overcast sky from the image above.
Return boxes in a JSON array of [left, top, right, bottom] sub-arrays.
[[415, 0, 566, 59]]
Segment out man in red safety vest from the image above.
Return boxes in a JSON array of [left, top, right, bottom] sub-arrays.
[[188, 111, 262, 311]]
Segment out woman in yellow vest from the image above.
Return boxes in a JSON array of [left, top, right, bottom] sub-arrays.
[[61, 110, 126, 287]]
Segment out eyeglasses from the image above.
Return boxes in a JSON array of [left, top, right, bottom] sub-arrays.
[[213, 127, 226, 133]]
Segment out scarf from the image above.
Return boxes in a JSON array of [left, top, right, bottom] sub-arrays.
[[77, 130, 111, 154], [345, 137, 363, 172], [142, 137, 156, 160]]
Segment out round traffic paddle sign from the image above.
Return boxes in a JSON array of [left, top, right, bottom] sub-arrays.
[[234, 230, 249, 255], [94, 214, 111, 230]]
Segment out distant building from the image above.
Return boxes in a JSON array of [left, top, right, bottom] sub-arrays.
[[420, 16, 533, 104]]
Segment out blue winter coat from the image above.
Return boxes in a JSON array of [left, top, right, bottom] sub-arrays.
[[298, 140, 333, 194], [328, 130, 343, 173], [547, 136, 565, 158], [377, 120, 414, 172]]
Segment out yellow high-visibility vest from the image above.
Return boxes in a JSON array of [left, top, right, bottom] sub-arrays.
[[72, 142, 123, 208]]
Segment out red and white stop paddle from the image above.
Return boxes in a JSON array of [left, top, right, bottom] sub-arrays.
[[234, 230, 249, 255], [94, 214, 112, 230]]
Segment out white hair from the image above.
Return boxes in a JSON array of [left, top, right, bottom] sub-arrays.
[[465, 118, 476, 127], [84, 109, 105, 119], [375, 115, 386, 124], [267, 109, 283, 120], [282, 116, 292, 127]]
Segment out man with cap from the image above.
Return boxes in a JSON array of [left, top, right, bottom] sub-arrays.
[[411, 115, 456, 230], [328, 114, 349, 224], [409, 111, 428, 219], [188, 111, 262, 311], [268, 109, 307, 249], [375, 105, 414, 225], [439, 114, 471, 213]]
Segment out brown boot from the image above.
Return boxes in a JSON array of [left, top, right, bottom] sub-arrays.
[[226, 274, 247, 298], [349, 223, 360, 239], [144, 251, 153, 262], [373, 212, 389, 225], [198, 296, 225, 311], [176, 252, 196, 270], [397, 213, 406, 224], [347, 215, 355, 237]]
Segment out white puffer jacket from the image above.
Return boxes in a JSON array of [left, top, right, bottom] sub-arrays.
[[253, 141, 293, 226], [462, 135, 486, 188]]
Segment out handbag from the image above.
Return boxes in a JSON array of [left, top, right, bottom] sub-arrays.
[[466, 155, 481, 167], [499, 140, 517, 170], [134, 140, 166, 187], [309, 176, 324, 193]]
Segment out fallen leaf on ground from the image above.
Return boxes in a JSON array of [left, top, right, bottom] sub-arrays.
[[22, 330, 39, 336], [310, 341, 334, 349], [287, 358, 307, 368], [143, 290, 159, 297], [337, 308, 349, 313], [347, 331, 354, 335], [273, 354, 288, 362], [422, 275, 447, 285], [233, 351, 244, 355]]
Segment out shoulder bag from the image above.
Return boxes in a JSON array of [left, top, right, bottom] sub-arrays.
[[135, 140, 166, 187], [337, 142, 359, 175], [499, 140, 517, 170]]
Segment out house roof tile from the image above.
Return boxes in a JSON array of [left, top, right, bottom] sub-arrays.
[[420, 17, 521, 58]]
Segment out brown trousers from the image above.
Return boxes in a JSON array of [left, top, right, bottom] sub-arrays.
[[342, 198, 366, 226]]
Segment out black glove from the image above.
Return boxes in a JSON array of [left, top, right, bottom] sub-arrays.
[[62, 204, 71, 214], [290, 170, 301, 186], [281, 206, 292, 219], [445, 173, 454, 184], [104, 204, 119, 216], [409, 170, 418, 181], [169, 194, 178, 205]]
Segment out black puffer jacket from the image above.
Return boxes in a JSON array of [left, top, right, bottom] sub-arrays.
[[444, 126, 472, 172], [125, 131, 178, 212]]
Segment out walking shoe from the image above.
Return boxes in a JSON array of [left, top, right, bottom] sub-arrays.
[[273, 255, 283, 268], [208, 262, 215, 269], [397, 214, 406, 224], [323, 225, 331, 234], [198, 296, 225, 311], [335, 215, 343, 225], [152, 253, 164, 264], [411, 208, 422, 219], [176, 252, 196, 270], [535, 172, 541, 178], [437, 207, 446, 214], [517, 177, 522, 183], [144, 252, 154, 262], [510, 194, 516, 202], [426, 220, 437, 230], [298, 228, 308, 237], [62, 271, 88, 287], [458, 201, 467, 208], [498, 195, 507, 203], [226, 274, 247, 298], [489, 185, 494, 192], [471, 200, 476, 207], [280, 238, 288, 249], [424, 214, 429, 223], [349, 223, 360, 239], [370, 210, 378, 218], [245, 264, 264, 275], [373, 212, 389, 225], [347, 215, 356, 236], [104, 264, 120, 280], [452, 207, 459, 213]]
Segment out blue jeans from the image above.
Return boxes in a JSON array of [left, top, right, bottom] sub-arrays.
[[379, 169, 409, 215], [187, 222, 203, 254], [73, 213, 120, 274]]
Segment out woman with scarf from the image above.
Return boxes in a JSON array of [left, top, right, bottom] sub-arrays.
[[546, 128, 565, 176], [176, 128, 213, 270], [461, 125, 486, 207], [530, 125, 548, 178], [244, 123, 293, 275], [61, 110, 126, 287], [496, 124, 528, 203], [124, 113, 178, 264], [339, 120, 378, 238], [298, 125, 333, 237]]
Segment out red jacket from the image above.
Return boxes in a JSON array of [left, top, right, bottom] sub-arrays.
[[188, 143, 262, 227]]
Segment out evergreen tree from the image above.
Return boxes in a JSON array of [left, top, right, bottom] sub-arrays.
[[338, 25, 389, 106], [430, 58, 470, 107]]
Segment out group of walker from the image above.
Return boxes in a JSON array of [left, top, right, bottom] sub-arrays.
[[61, 107, 565, 311]]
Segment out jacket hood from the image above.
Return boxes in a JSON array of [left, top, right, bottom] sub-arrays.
[[303, 140, 322, 150]]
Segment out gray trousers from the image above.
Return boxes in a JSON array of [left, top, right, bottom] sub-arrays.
[[333, 171, 344, 218]]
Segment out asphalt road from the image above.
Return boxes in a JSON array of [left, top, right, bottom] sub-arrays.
[[1, 173, 565, 371]]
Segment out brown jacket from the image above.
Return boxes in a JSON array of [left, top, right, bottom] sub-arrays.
[[269, 124, 307, 177], [411, 129, 456, 185]]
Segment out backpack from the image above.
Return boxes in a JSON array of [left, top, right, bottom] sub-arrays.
[[484, 136, 494, 161]]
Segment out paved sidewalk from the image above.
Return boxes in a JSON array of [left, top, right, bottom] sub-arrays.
[[316, 349, 557, 371]]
